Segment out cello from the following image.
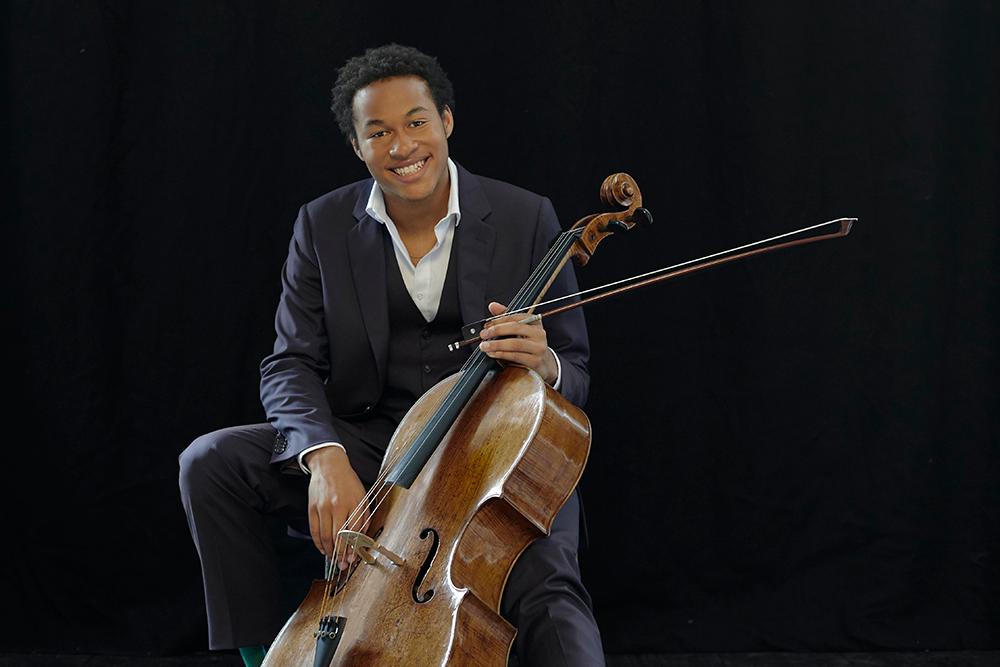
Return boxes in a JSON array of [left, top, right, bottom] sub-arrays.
[[262, 173, 651, 666]]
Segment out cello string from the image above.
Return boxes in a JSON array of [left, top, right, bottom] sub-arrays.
[[322, 481, 385, 621], [322, 478, 396, 620]]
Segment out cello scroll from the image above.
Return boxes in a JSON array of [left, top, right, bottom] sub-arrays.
[[570, 172, 654, 266]]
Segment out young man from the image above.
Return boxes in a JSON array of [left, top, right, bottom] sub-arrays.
[[179, 44, 604, 666]]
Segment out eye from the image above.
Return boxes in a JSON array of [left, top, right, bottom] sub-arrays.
[[410, 120, 427, 128], [369, 130, 388, 139]]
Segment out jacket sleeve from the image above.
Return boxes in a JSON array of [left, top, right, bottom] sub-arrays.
[[533, 196, 590, 408], [259, 204, 342, 465]]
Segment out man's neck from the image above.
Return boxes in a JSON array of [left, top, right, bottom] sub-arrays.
[[384, 174, 451, 233]]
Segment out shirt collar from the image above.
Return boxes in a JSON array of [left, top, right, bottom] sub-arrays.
[[365, 157, 461, 228]]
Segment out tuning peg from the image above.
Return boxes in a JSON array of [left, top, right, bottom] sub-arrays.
[[632, 207, 653, 227], [604, 220, 631, 234]]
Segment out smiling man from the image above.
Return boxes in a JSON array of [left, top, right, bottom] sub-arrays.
[[179, 44, 602, 666]]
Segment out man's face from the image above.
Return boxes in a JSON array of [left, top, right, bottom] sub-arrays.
[[350, 75, 454, 212]]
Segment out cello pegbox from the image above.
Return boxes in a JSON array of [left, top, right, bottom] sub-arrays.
[[569, 172, 645, 266]]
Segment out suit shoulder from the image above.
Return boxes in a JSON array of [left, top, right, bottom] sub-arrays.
[[465, 172, 561, 241], [474, 173, 549, 210], [300, 177, 372, 227]]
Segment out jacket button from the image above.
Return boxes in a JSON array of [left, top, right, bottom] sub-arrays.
[[423, 364, 432, 374], [273, 433, 287, 454]]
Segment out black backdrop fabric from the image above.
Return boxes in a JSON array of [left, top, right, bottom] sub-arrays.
[[5, 0, 998, 656]]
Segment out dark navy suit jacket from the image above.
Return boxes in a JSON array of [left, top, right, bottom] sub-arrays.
[[260, 162, 590, 467]]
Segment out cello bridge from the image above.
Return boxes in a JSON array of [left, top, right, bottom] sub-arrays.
[[337, 529, 405, 567]]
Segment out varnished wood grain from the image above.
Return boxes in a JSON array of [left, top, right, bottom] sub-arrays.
[[263, 367, 591, 666]]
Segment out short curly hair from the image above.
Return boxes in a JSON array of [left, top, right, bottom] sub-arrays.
[[331, 44, 455, 145]]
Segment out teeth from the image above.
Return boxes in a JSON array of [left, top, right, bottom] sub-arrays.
[[393, 159, 426, 176]]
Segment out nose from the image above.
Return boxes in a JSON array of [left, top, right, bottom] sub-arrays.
[[389, 130, 417, 160]]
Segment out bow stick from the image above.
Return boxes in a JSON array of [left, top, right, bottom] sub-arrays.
[[449, 217, 856, 351]]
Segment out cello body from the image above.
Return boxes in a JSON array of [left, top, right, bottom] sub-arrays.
[[262, 365, 591, 666]]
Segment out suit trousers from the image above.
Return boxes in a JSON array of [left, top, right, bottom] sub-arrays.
[[178, 422, 605, 666]]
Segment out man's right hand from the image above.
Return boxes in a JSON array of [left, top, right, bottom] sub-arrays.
[[305, 446, 369, 568]]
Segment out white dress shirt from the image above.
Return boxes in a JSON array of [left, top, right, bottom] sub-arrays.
[[367, 158, 462, 322]]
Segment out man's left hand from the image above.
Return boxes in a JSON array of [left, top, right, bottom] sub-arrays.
[[478, 301, 559, 385]]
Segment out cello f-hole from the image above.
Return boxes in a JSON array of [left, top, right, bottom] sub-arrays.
[[412, 528, 439, 604]]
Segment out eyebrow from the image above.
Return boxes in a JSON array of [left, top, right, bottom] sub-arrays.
[[363, 106, 431, 128]]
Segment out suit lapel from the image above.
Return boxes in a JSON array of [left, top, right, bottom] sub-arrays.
[[348, 186, 389, 386], [454, 164, 495, 332]]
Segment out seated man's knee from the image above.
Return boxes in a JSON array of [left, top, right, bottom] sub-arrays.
[[178, 429, 239, 503]]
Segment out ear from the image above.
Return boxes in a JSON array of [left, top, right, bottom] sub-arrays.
[[350, 137, 363, 161], [441, 105, 454, 139]]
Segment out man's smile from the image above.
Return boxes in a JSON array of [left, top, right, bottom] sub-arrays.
[[390, 157, 429, 177]]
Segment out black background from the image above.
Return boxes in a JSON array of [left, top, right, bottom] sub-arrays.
[[6, 0, 998, 656]]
